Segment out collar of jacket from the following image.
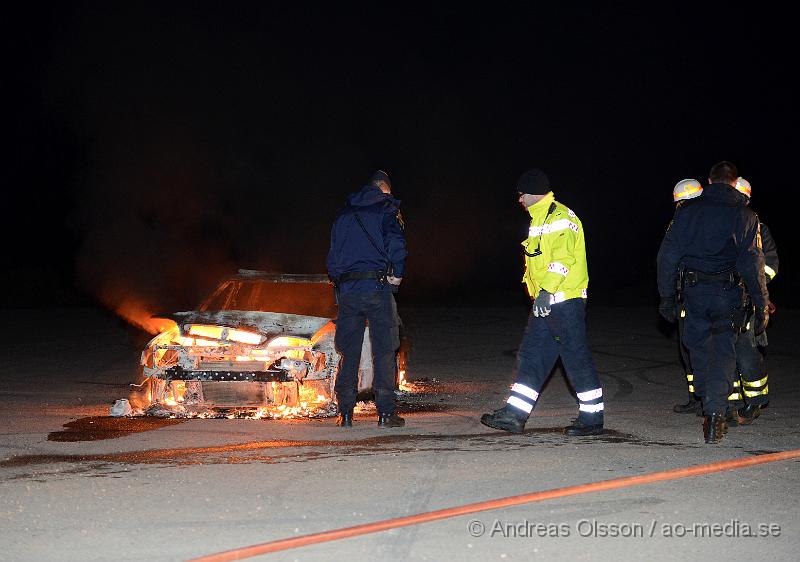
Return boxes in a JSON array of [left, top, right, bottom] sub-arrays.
[[526, 191, 555, 217], [701, 183, 747, 207], [348, 185, 401, 207]]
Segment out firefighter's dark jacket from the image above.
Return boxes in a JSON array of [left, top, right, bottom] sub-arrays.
[[657, 182, 768, 311], [760, 222, 779, 281], [326, 185, 407, 293]]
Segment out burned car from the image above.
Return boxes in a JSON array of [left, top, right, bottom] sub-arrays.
[[133, 271, 406, 417]]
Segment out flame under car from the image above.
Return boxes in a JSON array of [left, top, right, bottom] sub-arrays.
[[135, 271, 402, 417]]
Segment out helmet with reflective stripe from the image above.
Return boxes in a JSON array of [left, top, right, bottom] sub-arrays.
[[673, 179, 703, 202], [735, 176, 752, 198]]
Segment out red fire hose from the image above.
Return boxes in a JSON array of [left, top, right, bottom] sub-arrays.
[[188, 449, 800, 561]]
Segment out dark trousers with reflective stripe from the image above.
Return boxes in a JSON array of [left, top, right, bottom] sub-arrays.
[[735, 321, 769, 407], [513, 298, 603, 424], [681, 282, 742, 415], [677, 310, 699, 397], [334, 290, 400, 415]]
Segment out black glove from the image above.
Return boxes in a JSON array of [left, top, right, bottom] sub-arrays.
[[659, 296, 677, 323], [753, 305, 769, 335]]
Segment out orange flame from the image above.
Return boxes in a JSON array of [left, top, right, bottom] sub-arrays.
[[115, 297, 176, 335]]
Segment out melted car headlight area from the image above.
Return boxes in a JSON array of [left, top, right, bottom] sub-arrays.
[[126, 272, 407, 420]]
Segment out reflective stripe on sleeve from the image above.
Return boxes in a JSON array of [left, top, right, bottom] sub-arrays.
[[511, 383, 539, 401], [547, 262, 570, 276], [507, 395, 533, 413], [765, 265, 776, 279], [549, 288, 588, 305]]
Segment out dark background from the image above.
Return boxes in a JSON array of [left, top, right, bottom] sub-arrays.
[[4, 3, 795, 317]]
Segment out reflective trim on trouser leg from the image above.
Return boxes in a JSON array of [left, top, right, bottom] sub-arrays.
[[727, 378, 742, 401], [576, 388, 602, 401], [579, 402, 604, 413], [685, 373, 695, 394], [743, 375, 769, 398], [511, 383, 539, 401], [507, 395, 534, 414], [577, 387, 604, 424]]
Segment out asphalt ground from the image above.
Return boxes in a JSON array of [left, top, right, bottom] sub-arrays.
[[1, 304, 799, 561]]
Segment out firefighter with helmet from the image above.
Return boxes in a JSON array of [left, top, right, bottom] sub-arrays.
[[669, 179, 705, 415], [657, 161, 769, 444], [729, 176, 778, 425]]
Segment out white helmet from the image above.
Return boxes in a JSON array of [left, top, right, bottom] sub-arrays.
[[673, 179, 703, 202], [735, 177, 752, 198]]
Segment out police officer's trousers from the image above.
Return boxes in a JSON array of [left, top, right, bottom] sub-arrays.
[[681, 281, 742, 415], [505, 298, 604, 425], [334, 290, 400, 415]]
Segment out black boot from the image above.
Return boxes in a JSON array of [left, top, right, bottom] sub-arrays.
[[480, 406, 526, 434], [703, 413, 727, 444], [737, 404, 761, 426], [377, 413, 405, 428], [337, 409, 353, 427], [724, 411, 738, 427], [565, 418, 604, 436], [673, 398, 702, 414]]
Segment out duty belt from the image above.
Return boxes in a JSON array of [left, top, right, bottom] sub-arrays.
[[336, 270, 385, 284], [683, 269, 739, 285]]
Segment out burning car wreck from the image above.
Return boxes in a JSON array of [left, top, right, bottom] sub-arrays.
[[130, 271, 407, 418]]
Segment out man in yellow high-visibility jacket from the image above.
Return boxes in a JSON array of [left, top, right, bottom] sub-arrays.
[[481, 168, 604, 436]]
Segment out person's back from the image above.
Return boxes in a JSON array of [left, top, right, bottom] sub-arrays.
[[326, 170, 407, 429], [327, 181, 406, 293], [657, 160, 768, 444], [673, 183, 753, 274]]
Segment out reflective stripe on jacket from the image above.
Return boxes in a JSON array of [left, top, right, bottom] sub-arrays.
[[521, 191, 589, 301]]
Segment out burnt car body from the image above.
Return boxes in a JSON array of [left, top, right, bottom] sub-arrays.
[[134, 271, 401, 416]]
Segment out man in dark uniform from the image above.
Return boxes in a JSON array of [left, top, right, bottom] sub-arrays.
[[657, 161, 769, 444], [327, 170, 407, 428], [731, 177, 779, 425]]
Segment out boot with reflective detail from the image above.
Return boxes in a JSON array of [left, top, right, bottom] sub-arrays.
[[480, 406, 526, 434]]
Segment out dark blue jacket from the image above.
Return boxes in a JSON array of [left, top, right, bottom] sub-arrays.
[[759, 222, 779, 282], [657, 182, 768, 310], [326, 185, 407, 293]]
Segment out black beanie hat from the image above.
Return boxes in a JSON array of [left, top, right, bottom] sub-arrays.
[[370, 170, 391, 189], [516, 168, 550, 195]]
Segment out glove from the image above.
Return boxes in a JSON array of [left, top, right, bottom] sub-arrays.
[[386, 275, 402, 286], [755, 331, 769, 347], [753, 305, 769, 335], [658, 296, 677, 323], [533, 290, 552, 317], [768, 301, 776, 315]]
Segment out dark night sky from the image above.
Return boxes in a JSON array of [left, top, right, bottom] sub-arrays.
[[4, 3, 796, 312]]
